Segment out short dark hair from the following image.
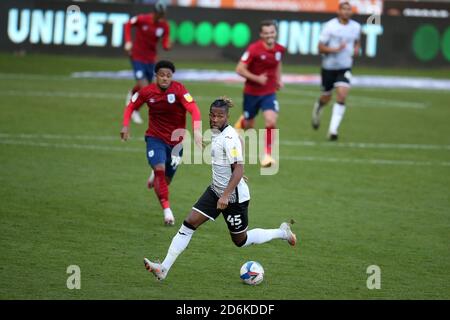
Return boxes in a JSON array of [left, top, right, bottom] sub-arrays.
[[339, 1, 352, 9], [259, 20, 277, 32], [210, 96, 234, 112], [155, 60, 175, 73]]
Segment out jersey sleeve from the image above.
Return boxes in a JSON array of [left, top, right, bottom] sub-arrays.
[[161, 21, 171, 50], [177, 84, 201, 130], [123, 90, 146, 126], [319, 22, 332, 44], [224, 134, 244, 164], [124, 15, 141, 43], [240, 45, 255, 65]]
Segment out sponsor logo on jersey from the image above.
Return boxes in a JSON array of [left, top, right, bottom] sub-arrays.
[[261, 54, 266, 60], [142, 25, 148, 31], [167, 94, 175, 104], [183, 93, 193, 103]]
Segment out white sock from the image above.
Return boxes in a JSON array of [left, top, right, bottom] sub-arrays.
[[161, 224, 195, 272], [242, 228, 285, 247], [328, 102, 346, 135]]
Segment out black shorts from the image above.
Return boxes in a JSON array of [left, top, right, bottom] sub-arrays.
[[321, 68, 352, 93], [192, 186, 249, 234]]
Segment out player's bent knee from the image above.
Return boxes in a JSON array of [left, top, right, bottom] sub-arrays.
[[185, 209, 209, 229], [231, 233, 247, 247]]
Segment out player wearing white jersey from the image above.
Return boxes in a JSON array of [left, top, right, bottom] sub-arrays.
[[312, 1, 361, 141], [143, 97, 297, 281]]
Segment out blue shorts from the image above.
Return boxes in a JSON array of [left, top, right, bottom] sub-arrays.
[[131, 60, 154, 82], [243, 93, 279, 120], [145, 136, 183, 179]]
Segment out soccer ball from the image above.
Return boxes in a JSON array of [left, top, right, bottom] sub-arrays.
[[240, 261, 264, 285]]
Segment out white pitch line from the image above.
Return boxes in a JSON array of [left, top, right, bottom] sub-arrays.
[[0, 139, 141, 153], [281, 140, 450, 151], [280, 87, 428, 109], [1, 139, 449, 167], [1, 133, 449, 151], [283, 155, 450, 167], [0, 90, 125, 100], [0, 89, 426, 109], [0, 133, 120, 141]]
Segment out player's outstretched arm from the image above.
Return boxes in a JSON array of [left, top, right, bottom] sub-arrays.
[[162, 22, 171, 50], [124, 16, 139, 55], [121, 91, 145, 141], [180, 93, 204, 149]]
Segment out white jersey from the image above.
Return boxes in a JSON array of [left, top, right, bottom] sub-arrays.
[[319, 18, 361, 70], [210, 125, 250, 203]]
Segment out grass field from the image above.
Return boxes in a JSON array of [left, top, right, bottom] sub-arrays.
[[0, 52, 449, 299]]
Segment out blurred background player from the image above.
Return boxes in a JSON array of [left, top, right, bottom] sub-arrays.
[[143, 97, 297, 281], [120, 60, 203, 226], [234, 20, 285, 168], [311, 0, 361, 141], [124, 1, 171, 124]]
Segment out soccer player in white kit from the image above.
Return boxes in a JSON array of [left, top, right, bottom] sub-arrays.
[[312, 1, 361, 141], [143, 97, 297, 281]]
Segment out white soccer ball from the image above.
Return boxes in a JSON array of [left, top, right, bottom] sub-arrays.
[[240, 261, 264, 285]]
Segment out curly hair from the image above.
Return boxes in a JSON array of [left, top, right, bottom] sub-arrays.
[[209, 96, 234, 112]]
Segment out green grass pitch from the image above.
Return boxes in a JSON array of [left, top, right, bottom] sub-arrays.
[[0, 53, 449, 299]]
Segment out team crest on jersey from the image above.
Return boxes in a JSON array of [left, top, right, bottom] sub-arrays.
[[261, 55, 266, 60], [155, 27, 164, 37], [142, 25, 148, 31], [275, 52, 282, 61], [167, 94, 176, 104], [183, 93, 193, 103]]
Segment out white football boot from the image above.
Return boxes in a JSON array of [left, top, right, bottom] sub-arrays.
[[163, 208, 175, 226], [279, 222, 297, 246], [144, 258, 167, 281]]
